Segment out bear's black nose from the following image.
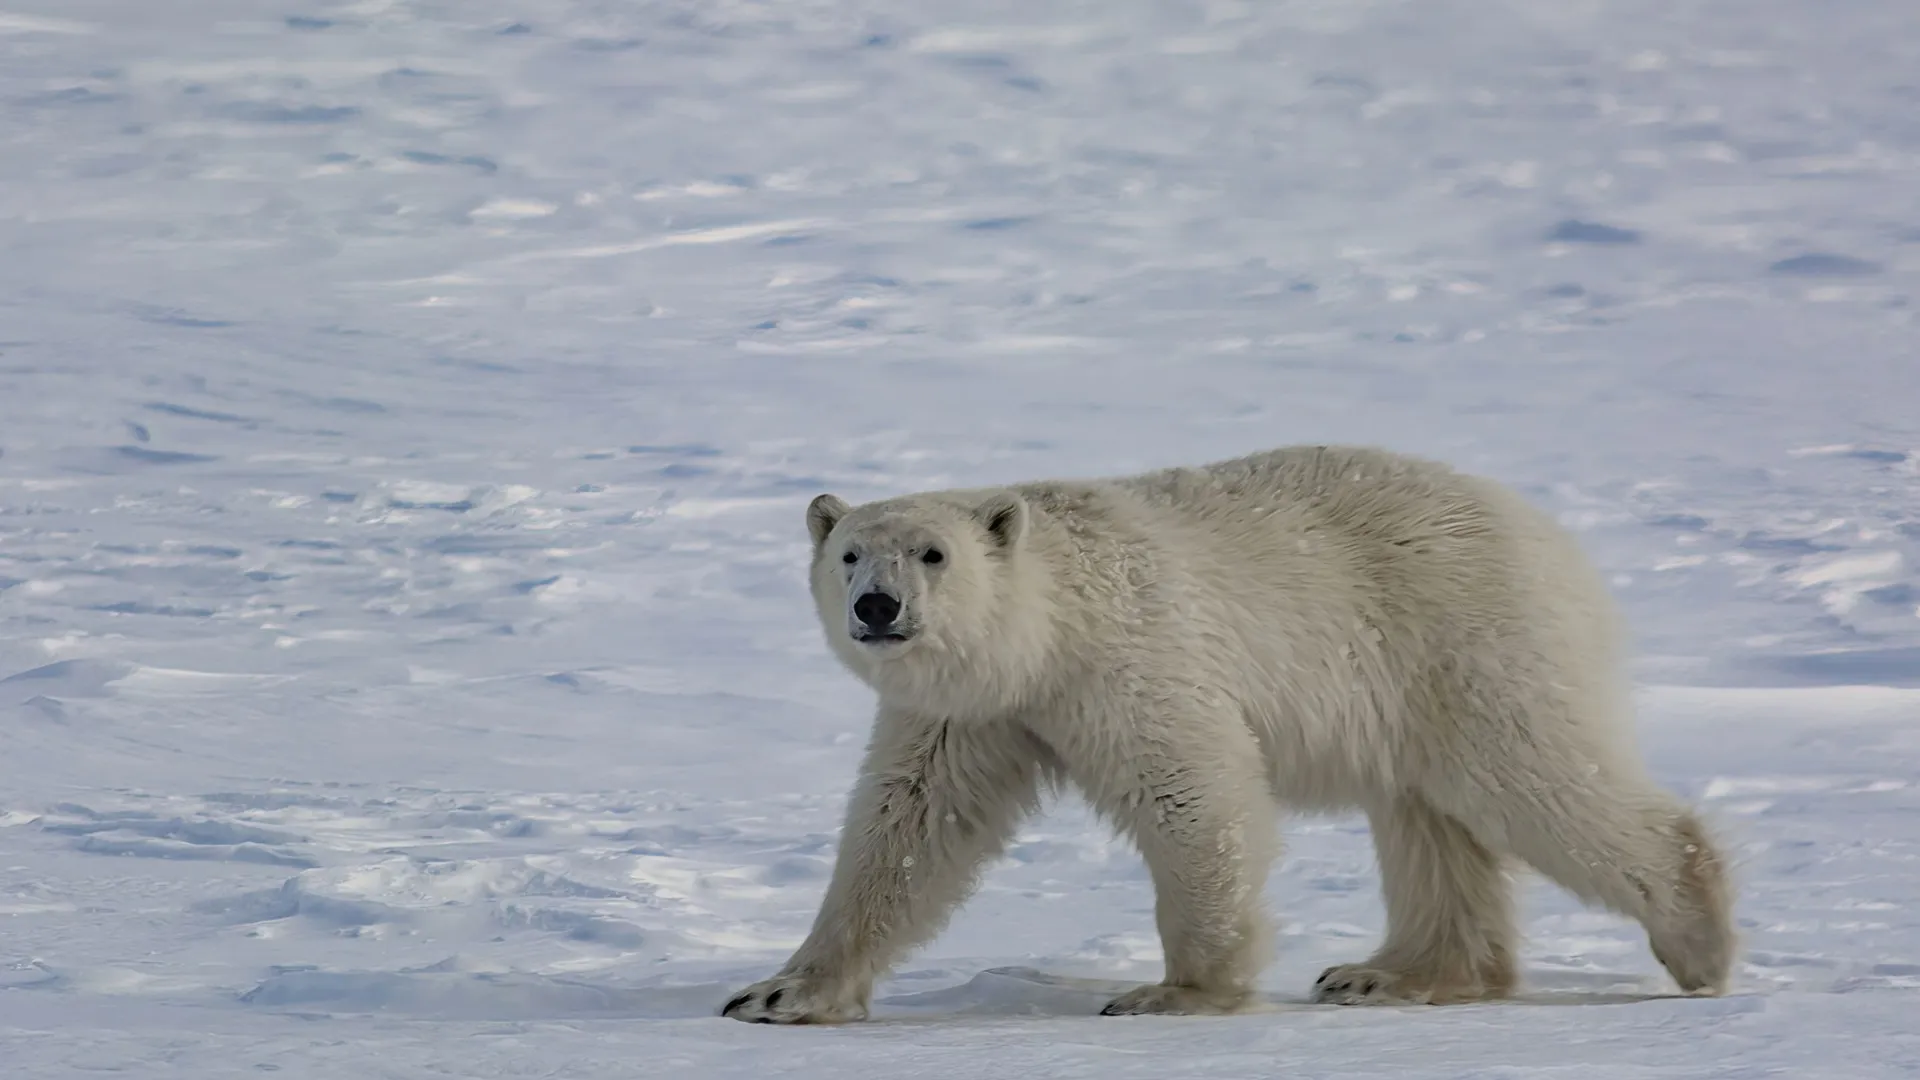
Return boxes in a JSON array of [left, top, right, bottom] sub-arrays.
[[853, 590, 901, 631]]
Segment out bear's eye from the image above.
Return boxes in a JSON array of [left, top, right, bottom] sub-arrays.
[[841, 551, 858, 565], [922, 548, 944, 565]]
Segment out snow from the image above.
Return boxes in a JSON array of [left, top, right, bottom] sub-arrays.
[[2, 0, 1918, 1075]]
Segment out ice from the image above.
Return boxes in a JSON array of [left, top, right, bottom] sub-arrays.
[[3, 0, 1918, 1075]]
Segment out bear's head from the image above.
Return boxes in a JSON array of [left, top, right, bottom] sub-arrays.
[[803, 489, 1055, 717]]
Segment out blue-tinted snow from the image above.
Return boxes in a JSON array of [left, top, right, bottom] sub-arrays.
[[2, 1, 1918, 1076]]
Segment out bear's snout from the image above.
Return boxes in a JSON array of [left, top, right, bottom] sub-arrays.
[[853, 590, 903, 633]]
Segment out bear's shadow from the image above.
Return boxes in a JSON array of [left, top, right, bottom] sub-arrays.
[[867, 965, 1705, 1021]]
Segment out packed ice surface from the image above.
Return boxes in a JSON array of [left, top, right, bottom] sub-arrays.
[[3, 0, 1918, 1075]]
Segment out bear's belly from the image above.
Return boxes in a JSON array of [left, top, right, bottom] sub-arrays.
[[1237, 639, 1413, 814]]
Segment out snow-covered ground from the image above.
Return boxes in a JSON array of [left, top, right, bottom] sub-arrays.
[[4, 1, 1918, 1075]]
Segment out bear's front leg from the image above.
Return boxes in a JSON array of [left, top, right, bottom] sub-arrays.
[[1063, 697, 1281, 1017], [1309, 795, 1516, 1006], [721, 712, 1046, 1024]]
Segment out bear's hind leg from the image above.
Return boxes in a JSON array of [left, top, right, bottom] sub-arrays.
[[1452, 774, 1736, 997], [1312, 795, 1516, 1005]]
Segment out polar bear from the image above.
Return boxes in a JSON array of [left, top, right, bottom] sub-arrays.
[[721, 445, 1735, 1024]]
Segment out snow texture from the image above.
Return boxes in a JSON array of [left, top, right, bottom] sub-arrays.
[[2, 0, 1918, 1076]]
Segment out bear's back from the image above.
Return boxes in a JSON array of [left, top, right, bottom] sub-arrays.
[[1096, 444, 1631, 787], [1089, 444, 1624, 694]]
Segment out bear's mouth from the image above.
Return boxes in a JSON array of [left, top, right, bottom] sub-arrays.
[[853, 631, 914, 646]]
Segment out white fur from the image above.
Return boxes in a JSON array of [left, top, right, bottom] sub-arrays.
[[722, 445, 1736, 1023]]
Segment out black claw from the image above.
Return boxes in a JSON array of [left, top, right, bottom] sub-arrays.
[[765, 988, 786, 1010], [1360, 978, 1378, 996], [1100, 1003, 1124, 1016], [751, 1016, 773, 1024], [722, 992, 753, 1016]]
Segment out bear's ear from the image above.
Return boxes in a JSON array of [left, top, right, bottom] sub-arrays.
[[806, 494, 851, 550], [973, 491, 1028, 550]]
